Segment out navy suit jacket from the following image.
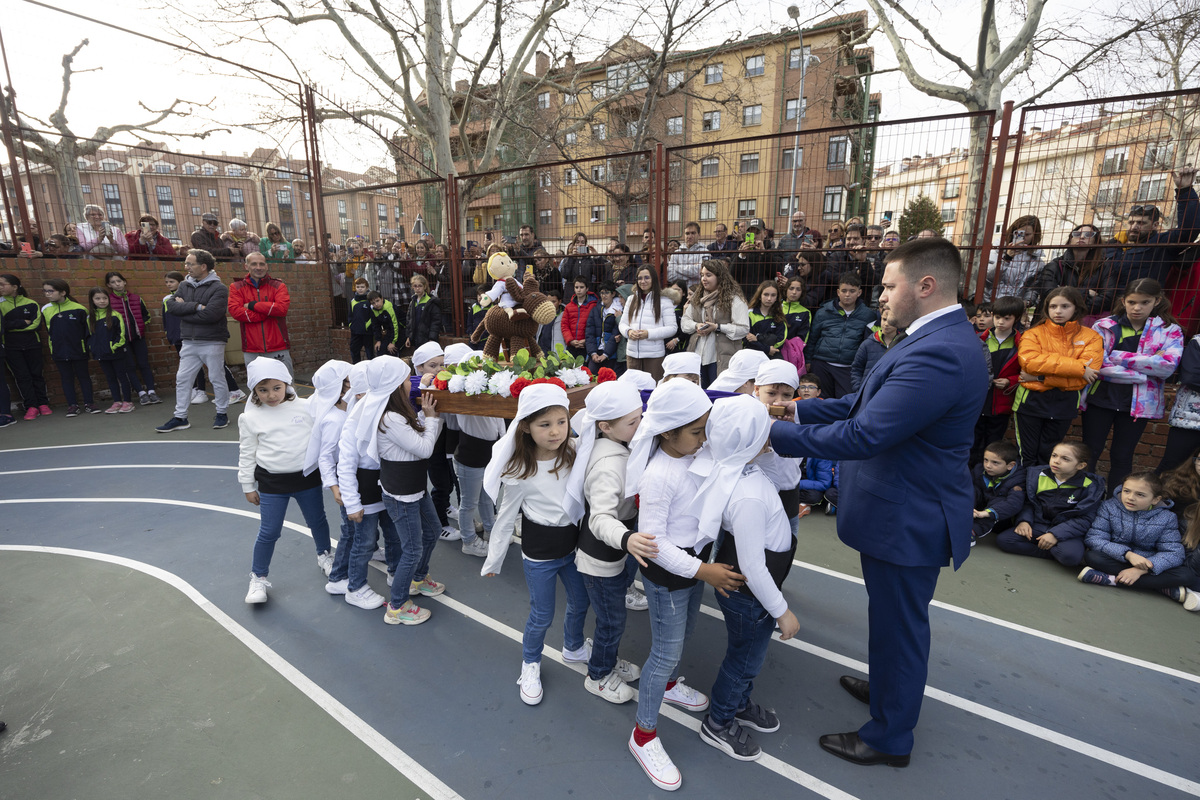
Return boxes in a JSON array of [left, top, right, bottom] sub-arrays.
[[770, 308, 989, 569]]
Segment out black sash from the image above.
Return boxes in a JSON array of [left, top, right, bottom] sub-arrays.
[[640, 542, 714, 592], [254, 466, 321, 495], [714, 531, 798, 602], [456, 432, 496, 469], [577, 505, 636, 563], [520, 513, 580, 561], [777, 486, 801, 517], [356, 467, 383, 506], [379, 458, 429, 496]]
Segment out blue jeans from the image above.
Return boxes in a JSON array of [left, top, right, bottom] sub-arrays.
[[700, 362, 717, 388], [455, 460, 495, 544], [346, 508, 402, 592], [522, 553, 589, 664], [381, 493, 441, 606], [581, 572, 627, 680], [708, 590, 776, 727], [624, 554, 638, 588], [328, 503, 354, 582], [635, 576, 704, 730], [250, 485, 333, 577]]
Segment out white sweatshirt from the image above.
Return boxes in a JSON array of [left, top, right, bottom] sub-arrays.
[[482, 462, 574, 576], [577, 437, 638, 578], [238, 397, 315, 492], [619, 295, 678, 359], [638, 448, 711, 580], [721, 466, 795, 618]]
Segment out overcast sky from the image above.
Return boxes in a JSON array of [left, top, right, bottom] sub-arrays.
[[4, 0, 1168, 174]]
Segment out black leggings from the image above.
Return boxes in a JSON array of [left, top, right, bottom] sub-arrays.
[[6, 347, 49, 409], [1081, 405, 1149, 489], [99, 354, 137, 403], [127, 336, 156, 392], [1158, 426, 1200, 473], [1013, 412, 1073, 466], [54, 359, 94, 406]]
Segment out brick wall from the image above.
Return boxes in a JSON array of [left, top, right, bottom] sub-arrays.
[[4, 258, 341, 405]]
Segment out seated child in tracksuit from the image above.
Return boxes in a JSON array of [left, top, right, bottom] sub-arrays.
[[995, 441, 1104, 567], [790, 372, 837, 517], [370, 291, 402, 357], [971, 440, 1026, 546]]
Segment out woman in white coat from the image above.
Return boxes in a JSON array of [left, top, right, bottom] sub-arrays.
[[619, 265, 678, 382]]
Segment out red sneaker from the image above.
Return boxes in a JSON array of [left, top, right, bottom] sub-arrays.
[[38, 405, 52, 416], [24, 407, 39, 421]]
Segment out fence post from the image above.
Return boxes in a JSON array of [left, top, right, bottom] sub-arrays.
[[301, 84, 336, 327], [975, 100, 1014, 303], [445, 176, 465, 336], [654, 142, 667, 282]]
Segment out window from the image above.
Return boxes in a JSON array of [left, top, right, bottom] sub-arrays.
[[591, 82, 607, 100], [565, 131, 577, 145], [102, 184, 124, 227], [154, 163, 172, 173], [943, 177, 961, 199], [1045, 159, 1059, 175], [940, 202, 956, 223], [81, 184, 91, 195], [1095, 178, 1123, 206], [626, 119, 641, 138], [277, 189, 295, 239], [76, 158, 88, 170], [188, 187, 199, 197], [607, 61, 649, 91], [208, 188, 217, 198], [827, 136, 849, 169], [360, 202, 368, 211], [100, 159, 121, 172], [591, 205, 605, 223], [229, 188, 245, 220], [537, 92, 550, 109], [744, 55, 764, 77], [591, 164, 606, 182], [1143, 142, 1174, 170], [700, 157, 719, 178], [539, 171, 552, 188], [704, 63, 723, 84], [202, 165, 215, 176], [822, 186, 843, 217], [667, 204, 680, 222], [668, 161, 682, 181], [592, 123, 607, 141], [191, 207, 201, 215], [702, 111, 721, 132], [667, 70, 685, 89], [788, 45, 812, 70], [777, 196, 800, 216], [1100, 146, 1128, 175], [781, 148, 802, 170], [739, 153, 760, 174], [155, 186, 178, 240], [563, 92, 576, 105], [538, 209, 552, 227], [785, 98, 807, 121], [666, 116, 683, 136], [564, 207, 578, 225], [564, 168, 578, 185], [629, 203, 648, 222], [1018, 191, 1032, 205], [742, 105, 762, 126], [228, 166, 243, 177], [737, 199, 756, 218], [699, 202, 717, 221], [1137, 174, 1168, 202], [1039, 188, 1054, 203]]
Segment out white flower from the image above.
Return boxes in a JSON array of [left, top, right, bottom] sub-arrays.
[[448, 374, 467, 394], [562, 367, 589, 388], [489, 370, 517, 398], [464, 370, 489, 396]]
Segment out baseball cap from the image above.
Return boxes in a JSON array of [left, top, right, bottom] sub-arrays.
[[202, 213, 219, 223], [747, 218, 764, 231]]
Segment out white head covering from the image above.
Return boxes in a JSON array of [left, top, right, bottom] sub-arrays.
[[412, 341, 444, 367], [708, 350, 769, 393], [345, 355, 411, 463], [563, 381, 643, 522], [694, 395, 771, 538], [755, 360, 799, 389], [661, 352, 701, 380], [246, 358, 292, 392], [483, 384, 570, 503], [343, 361, 370, 412], [625, 380, 712, 498], [444, 342, 475, 366], [618, 369, 657, 392], [302, 359, 353, 475]]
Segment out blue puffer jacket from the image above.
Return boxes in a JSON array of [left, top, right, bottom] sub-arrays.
[[797, 457, 835, 493], [1084, 491, 1185, 574], [808, 299, 877, 365]]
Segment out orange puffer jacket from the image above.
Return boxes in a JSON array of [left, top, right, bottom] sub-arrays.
[[1017, 319, 1103, 393]]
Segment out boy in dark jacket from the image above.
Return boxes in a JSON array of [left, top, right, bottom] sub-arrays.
[[586, 281, 622, 373], [971, 440, 1026, 546], [370, 291, 402, 356], [348, 278, 374, 363], [972, 296, 1025, 466], [850, 312, 902, 392], [996, 441, 1105, 567], [469, 285, 490, 351], [806, 272, 878, 398]]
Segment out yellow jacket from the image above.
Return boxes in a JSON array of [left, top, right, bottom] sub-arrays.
[[1017, 319, 1103, 393]]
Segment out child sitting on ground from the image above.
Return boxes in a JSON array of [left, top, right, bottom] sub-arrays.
[[790, 374, 834, 518], [995, 441, 1104, 568], [971, 440, 1025, 546], [1079, 471, 1197, 611]]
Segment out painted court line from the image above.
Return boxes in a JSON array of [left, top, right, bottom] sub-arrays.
[[0, 440, 236, 454], [0, 464, 238, 476], [0, 544, 461, 800], [7, 495, 1200, 795]]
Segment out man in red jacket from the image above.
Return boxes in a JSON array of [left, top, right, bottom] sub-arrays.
[[228, 252, 292, 374]]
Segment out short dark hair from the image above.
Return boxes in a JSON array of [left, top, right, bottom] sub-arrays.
[[519, 224, 533, 234], [837, 272, 862, 289], [984, 440, 1019, 465], [975, 301, 993, 314], [846, 223, 867, 239], [367, 291, 382, 301], [885, 238, 961, 293], [138, 214, 161, 226], [165, 270, 185, 282], [599, 280, 617, 294], [684, 221, 700, 233], [187, 249, 216, 272], [546, 288, 562, 300], [797, 373, 823, 392], [991, 296, 1025, 319]]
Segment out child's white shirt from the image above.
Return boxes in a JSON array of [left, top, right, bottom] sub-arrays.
[[483, 461, 574, 576], [237, 397, 315, 492], [486, 279, 518, 308], [638, 448, 710, 580], [377, 410, 444, 502], [722, 465, 794, 618], [316, 406, 347, 489]]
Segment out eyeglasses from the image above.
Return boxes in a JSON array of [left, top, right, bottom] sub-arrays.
[[866, 235, 883, 241], [1130, 205, 1160, 219], [1071, 229, 1097, 240]]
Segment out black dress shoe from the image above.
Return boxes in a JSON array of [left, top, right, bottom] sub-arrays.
[[839, 675, 870, 705], [819, 732, 910, 767]]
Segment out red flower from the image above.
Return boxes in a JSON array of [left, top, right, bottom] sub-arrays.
[[509, 377, 532, 398], [597, 367, 617, 384], [581, 367, 593, 378], [433, 378, 449, 390]]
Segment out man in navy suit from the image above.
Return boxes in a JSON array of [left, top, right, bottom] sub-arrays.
[[770, 237, 988, 766]]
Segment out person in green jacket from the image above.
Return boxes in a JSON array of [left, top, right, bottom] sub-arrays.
[[259, 222, 295, 262], [87, 287, 138, 413], [41, 278, 97, 416]]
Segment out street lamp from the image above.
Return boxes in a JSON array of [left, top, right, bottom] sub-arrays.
[[786, 6, 817, 222]]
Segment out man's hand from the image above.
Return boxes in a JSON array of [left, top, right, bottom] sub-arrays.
[[174, 295, 186, 303], [245, 491, 260, 506], [973, 509, 991, 519], [387, 343, 397, 354], [1172, 165, 1197, 189]]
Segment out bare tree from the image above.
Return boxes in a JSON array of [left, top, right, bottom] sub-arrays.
[[5, 40, 220, 223]]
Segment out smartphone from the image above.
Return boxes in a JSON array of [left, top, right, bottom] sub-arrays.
[[579, 245, 589, 254], [141, 222, 152, 234], [883, 213, 893, 223], [19, 241, 32, 254], [745, 231, 756, 245], [1013, 230, 1026, 243], [485, 232, 493, 242], [802, 234, 814, 245]]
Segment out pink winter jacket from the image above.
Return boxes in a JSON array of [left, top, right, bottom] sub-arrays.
[[1087, 315, 1184, 419]]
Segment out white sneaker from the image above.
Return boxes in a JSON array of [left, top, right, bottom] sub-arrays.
[[562, 640, 591, 663], [663, 677, 709, 712], [190, 388, 209, 405], [518, 661, 543, 705], [581, 637, 641, 680], [441, 524, 461, 541], [1185, 588, 1200, 612], [325, 578, 348, 595], [316, 551, 333, 577], [227, 389, 247, 404], [625, 585, 649, 611], [447, 507, 459, 521], [585, 671, 634, 704], [245, 574, 271, 604], [628, 729, 681, 791], [371, 547, 386, 562], [461, 537, 488, 557], [345, 585, 386, 609]]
